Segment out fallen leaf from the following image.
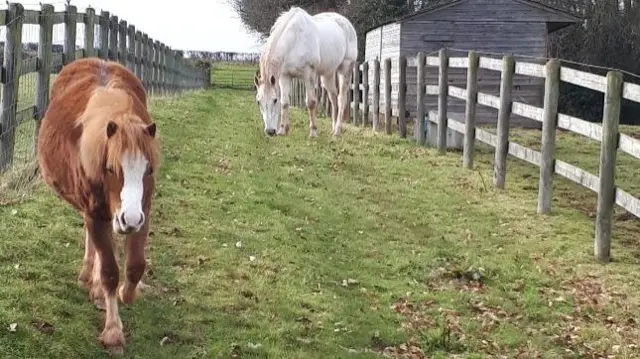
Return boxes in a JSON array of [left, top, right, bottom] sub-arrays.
[[8, 323, 17, 332]]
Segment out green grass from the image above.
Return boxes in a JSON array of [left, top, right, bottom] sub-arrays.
[[1, 87, 640, 358]]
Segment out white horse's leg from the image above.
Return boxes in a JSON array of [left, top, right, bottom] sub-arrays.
[[304, 70, 319, 137], [321, 72, 339, 132], [334, 63, 354, 137], [278, 76, 292, 136]]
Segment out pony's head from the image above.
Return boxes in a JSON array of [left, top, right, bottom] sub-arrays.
[[79, 88, 160, 235], [254, 69, 280, 136]]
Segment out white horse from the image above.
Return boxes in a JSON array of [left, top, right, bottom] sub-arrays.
[[254, 6, 358, 138]]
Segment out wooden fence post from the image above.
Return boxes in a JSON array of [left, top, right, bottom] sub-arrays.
[[384, 58, 392, 135], [167, 48, 174, 94], [493, 55, 515, 189], [98, 11, 109, 60], [160, 44, 167, 94], [64, 5, 77, 64], [127, 25, 136, 73], [398, 55, 407, 138], [415, 52, 426, 145], [537, 59, 560, 213], [437, 48, 449, 154], [594, 70, 623, 262], [352, 62, 361, 125], [362, 61, 369, 127], [109, 15, 118, 61], [135, 31, 143, 80], [84, 7, 95, 58], [35, 3, 54, 152], [154, 41, 161, 96], [0, 3, 23, 171], [463, 50, 479, 168], [372, 59, 380, 132], [141, 33, 149, 90], [118, 20, 127, 66]]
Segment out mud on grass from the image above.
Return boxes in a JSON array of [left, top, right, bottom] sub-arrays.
[[0, 88, 639, 358]]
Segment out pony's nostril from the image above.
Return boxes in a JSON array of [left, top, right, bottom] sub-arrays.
[[138, 213, 144, 225], [120, 212, 127, 226]]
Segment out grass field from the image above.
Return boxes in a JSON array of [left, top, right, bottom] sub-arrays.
[[1, 76, 640, 358]]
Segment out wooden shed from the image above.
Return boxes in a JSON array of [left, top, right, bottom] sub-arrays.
[[363, 0, 581, 128]]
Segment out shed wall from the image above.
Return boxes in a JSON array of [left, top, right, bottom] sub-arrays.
[[364, 22, 401, 116], [401, 20, 548, 127]]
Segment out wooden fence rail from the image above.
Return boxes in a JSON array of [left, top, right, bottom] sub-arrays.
[[0, 2, 210, 173], [289, 48, 640, 263]]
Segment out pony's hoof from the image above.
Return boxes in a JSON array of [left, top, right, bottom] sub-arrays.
[[137, 280, 151, 291], [94, 297, 106, 311], [100, 327, 125, 356], [90, 287, 106, 310], [309, 130, 318, 138], [77, 275, 92, 290], [118, 284, 140, 305]]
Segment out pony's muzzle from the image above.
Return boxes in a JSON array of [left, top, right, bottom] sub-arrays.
[[265, 128, 277, 137], [114, 209, 145, 234]]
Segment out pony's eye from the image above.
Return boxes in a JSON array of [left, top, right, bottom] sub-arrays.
[[273, 98, 277, 104], [105, 166, 114, 174], [145, 166, 153, 176]]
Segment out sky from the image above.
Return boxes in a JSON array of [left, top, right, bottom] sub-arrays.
[[2, 0, 263, 53]]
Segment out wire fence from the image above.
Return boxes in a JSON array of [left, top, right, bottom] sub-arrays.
[[0, 3, 210, 204], [211, 63, 258, 91]]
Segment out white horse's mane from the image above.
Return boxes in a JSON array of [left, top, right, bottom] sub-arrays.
[[259, 7, 306, 83]]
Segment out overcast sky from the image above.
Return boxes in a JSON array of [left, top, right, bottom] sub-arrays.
[[2, 0, 263, 53]]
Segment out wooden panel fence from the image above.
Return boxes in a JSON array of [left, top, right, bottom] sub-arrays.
[[0, 2, 210, 178], [289, 48, 640, 263]]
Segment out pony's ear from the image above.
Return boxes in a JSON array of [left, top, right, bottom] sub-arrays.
[[106, 121, 118, 138], [145, 123, 157, 137], [269, 75, 276, 86]]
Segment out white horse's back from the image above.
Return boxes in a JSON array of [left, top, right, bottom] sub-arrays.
[[311, 12, 358, 74], [263, 7, 357, 76]]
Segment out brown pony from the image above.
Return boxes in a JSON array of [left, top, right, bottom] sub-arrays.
[[37, 57, 160, 355]]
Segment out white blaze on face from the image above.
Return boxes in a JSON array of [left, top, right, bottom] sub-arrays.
[[113, 150, 149, 234], [256, 85, 280, 133]]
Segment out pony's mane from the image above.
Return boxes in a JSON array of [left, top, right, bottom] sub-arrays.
[[259, 6, 306, 84], [77, 83, 160, 180]]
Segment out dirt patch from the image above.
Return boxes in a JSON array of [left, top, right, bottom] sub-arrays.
[[425, 263, 486, 293]]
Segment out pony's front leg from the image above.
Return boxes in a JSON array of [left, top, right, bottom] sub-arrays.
[[78, 223, 95, 289], [278, 78, 292, 136], [119, 219, 149, 305], [87, 217, 125, 354]]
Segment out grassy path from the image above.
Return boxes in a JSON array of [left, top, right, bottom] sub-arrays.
[[1, 88, 640, 358]]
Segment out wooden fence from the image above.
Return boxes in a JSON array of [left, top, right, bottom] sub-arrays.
[[0, 2, 209, 173], [289, 48, 640, 263]]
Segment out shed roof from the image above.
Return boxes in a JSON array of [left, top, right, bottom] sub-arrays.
[[365, 0, 582, 35]]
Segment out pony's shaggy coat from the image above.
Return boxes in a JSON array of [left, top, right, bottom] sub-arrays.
[[37, 57, 160, 355]]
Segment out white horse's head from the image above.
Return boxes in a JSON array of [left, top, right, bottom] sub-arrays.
[[254, 70, 280, 137]]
